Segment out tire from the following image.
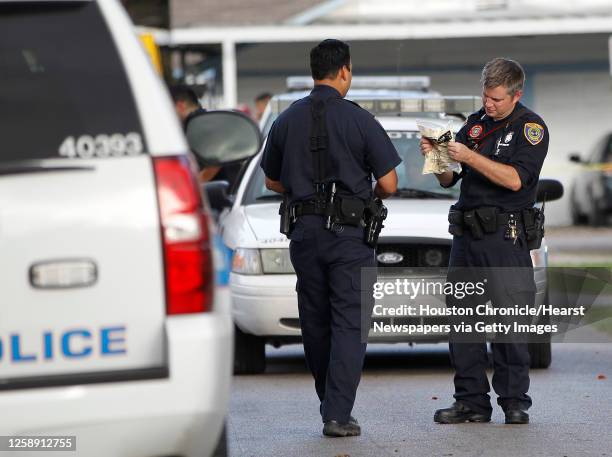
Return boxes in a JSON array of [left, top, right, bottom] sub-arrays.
[[570, 201, 586, 226], [587, 188, 606, 227], [570, 188, 587, 225], [528, 341, 552, 369], [588, 203, 606, 227], [234, 325, 266, 374], [211, 423, 228, 457]]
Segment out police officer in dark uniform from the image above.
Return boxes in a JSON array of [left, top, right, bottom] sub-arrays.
[[261, 39, 401, 437], [421, 58, 548, 425], [170, 84, 243, 186]]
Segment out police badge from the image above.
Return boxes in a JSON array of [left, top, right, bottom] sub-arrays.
[[524, 123, 544, 145]]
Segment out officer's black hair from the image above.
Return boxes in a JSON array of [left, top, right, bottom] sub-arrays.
[[169, 84, 200, 107], [481, 58, 525, 97], [310, 39, 351, 81]]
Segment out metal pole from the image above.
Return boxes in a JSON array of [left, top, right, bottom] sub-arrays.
[[222, 40, 237, 108]]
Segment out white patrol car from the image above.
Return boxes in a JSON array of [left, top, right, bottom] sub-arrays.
[[219, 77, 557, 375], [0, 1, 260, 456]]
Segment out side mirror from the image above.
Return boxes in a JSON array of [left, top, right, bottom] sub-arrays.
[[536, 179, 564, 203], [568, 153, 582, 163], [186, 110, 263, 166], [204, 180, 233, 213]]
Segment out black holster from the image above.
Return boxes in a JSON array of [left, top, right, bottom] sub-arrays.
[[523, 207, 545, 250], [364, 198, 387, 247], [448, 209, 464, 237], [279, 193, 295, 236]]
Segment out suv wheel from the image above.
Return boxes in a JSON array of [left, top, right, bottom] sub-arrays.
[[588, 203, 606, 227], [234, 325, 266, 374], [211, 423, 228, 457]]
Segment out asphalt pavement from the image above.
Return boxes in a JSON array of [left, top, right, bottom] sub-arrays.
[[545, 227, 612, 265], [228, 342, 612, 457], [228, 227, 612, 457]]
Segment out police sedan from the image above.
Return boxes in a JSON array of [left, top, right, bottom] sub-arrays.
[[220, 77, 555, 374]]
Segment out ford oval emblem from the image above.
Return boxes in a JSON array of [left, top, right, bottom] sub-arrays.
[[377, 252, 404, 264]]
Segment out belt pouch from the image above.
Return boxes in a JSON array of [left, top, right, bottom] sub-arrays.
[[476, 207, 499, 233], [463, 210, 484, 239], [338, 198, 365, 226]]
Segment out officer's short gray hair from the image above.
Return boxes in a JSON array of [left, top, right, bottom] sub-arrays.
[[481, 58, 525, 96]]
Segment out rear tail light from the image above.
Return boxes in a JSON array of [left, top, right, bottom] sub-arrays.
[[153, 156, 213, 314]]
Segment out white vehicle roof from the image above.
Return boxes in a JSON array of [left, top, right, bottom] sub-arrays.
[[377, 116, 465, 132], [261, 86, 480, 134]]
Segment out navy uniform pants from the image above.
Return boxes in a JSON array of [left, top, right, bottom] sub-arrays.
[[289, 215, 375, 424], [447, 224, 534, 415]]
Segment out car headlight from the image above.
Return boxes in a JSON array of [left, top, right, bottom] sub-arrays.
[[232, 248, 262, 275], [261, 248, 295, 274]]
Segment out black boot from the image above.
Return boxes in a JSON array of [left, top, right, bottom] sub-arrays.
[[323, 417, 361, 437], [504, 406, 529, 424], [434, 402, 491, 424]]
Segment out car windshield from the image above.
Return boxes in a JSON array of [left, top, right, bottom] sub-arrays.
[[388, 131, 459, 199], [243, 129, 459, 205]]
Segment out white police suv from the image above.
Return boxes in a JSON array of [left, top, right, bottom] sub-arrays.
[[219, 77, 561, 375], [0, 1, 260, 456]]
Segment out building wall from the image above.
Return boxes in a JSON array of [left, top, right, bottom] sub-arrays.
[[234, 35, 612, 225]]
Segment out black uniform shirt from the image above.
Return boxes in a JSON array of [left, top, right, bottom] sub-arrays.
[[445, 102, 549, 212], [261, 84, 401, 204]]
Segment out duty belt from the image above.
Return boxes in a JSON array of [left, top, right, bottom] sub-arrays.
[[448, 206, 544, 249], [449, 208, 524, 227], [292, 200, 327, 217], [448, 207, 526, 241]]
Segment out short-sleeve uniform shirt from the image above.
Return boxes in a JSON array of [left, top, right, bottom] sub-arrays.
[[446, 102, 549, 212], [261, 84, 401, 204]]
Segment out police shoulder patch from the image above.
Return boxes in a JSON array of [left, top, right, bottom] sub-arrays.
[[523, 122, 544, 145], [468, 124, 483, 139]]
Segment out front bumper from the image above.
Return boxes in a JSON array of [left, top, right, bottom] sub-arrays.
[[230, 266, 548, 345]]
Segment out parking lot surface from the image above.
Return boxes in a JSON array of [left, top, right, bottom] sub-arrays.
[[228, 341, 612, 457]]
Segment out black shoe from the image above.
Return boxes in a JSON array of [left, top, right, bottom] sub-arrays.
[[323, 419, 361, 437], [504, 408, 529, 424], [434, 402, 491, 424]]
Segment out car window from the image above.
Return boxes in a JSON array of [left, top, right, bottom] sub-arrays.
[[388, 130, 459, 198], [242, 130, 459, 205], [261, 113, 278, 138], [588, 135, 608, 164], [243, 158, 280, 204], [0, 2, 144, 163]]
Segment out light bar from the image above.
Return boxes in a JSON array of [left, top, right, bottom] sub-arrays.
[[286, 75, 431, 91], [270, 96, 481, 117], [423, 98, 445, 112]]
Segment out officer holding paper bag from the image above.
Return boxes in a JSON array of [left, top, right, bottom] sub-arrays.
[[420, 58, 549, 425]]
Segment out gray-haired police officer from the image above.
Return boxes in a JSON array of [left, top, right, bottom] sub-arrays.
[[261, 39, 401, 437], [421, 58, 549, 425]]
